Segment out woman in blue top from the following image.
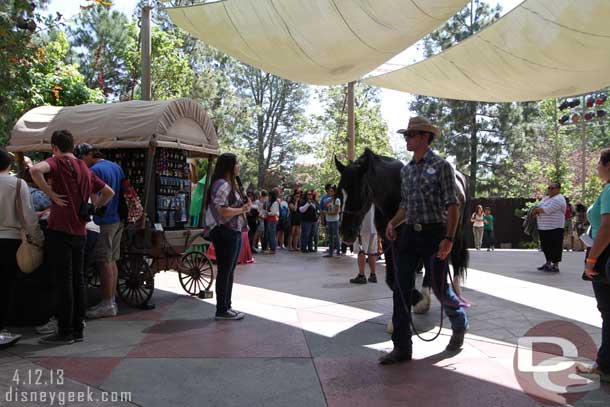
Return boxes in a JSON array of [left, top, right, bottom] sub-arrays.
[[578, 148, 610, 382], [204, 153, 251, 321]]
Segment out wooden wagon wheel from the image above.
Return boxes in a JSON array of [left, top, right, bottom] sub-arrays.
[[117, 255, 155, 308], [179, 251, 214, 295]]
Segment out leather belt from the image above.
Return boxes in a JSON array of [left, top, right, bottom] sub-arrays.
[[405, 223, 445, 232]]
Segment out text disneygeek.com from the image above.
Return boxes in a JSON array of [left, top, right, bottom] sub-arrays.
[[4, 386, 132, 405], [5, 368, 131, 405]]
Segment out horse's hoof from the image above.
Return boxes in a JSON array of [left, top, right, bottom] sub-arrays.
[[413, 289, 431, 314], [386, 321, 393, 334]]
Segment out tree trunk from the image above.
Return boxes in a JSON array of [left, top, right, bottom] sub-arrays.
[[469, 101, 478, 197]]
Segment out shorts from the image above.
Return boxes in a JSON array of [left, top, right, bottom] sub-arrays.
[[92, 222, 123, 263], [353, 233, 378, 256]]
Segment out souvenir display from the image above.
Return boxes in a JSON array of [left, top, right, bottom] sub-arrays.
[[102, 150, 146, 198], [155, 148, 191, 229]]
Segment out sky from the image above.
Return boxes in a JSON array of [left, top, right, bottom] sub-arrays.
[[47, 0, 525, 157]]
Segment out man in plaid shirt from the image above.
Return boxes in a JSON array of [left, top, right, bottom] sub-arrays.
[[380, 117, 469, 365]]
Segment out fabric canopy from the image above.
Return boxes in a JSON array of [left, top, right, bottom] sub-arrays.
[[167, 0, 469, 85], [365, 0, 610, 102], [8, 98, 219, 156]]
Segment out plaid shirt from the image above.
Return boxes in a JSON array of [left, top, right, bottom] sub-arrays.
[[400, 149, 458, 224]]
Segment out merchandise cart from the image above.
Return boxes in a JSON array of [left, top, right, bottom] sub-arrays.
[[8, 98, 220, 308]]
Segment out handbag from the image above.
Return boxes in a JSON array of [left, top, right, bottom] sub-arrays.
[[15, 180, 44, 274]]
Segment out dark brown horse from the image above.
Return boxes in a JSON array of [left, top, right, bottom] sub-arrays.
[[335, 148, 469, 293]]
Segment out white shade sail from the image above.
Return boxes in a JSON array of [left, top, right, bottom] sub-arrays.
[[167, 0, 470, 85], [365, 0, 610, 102]]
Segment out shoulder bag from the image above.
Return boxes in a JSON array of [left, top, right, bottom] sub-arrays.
[[15, 180, 44, 274]]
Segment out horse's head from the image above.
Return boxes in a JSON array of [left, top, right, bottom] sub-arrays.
[[335, 149, 375, 244]]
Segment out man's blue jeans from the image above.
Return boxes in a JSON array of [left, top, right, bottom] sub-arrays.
[[326, 221, 340, 255], [392, 226, 468, 350], [593, 282, 610, 373]]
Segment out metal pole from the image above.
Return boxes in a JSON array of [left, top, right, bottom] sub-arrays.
[[141, 3, 152, 101], [581, 95, 587, 199], [347, 81, 355, 161]]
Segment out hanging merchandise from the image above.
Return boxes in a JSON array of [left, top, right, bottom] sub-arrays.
[[598, 110, 607, 118], [584, 112, 594, 121], [155, 148, 190, 229], [586, 97, 595, 108], [559, 114, 570, 125], [596, 95, 608, 105], [558, 100, 570, 110], [571, 113, 580, 123]]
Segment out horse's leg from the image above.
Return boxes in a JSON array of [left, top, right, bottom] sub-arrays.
[[413, 259, 430, 314]]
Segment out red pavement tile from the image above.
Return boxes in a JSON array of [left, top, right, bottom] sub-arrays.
[[128, 317, 310, 358], [33, 357, 123, 386], [314, 357, 541, 407]]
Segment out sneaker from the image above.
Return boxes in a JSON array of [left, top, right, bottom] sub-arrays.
[[378, 347, 412, 365], [0, 330, 22, 349], [368, 274, 378, 283], [537, 264, 551, 271], [73, 331, 84, 343], [446, 329, 466, 351], [215, 310, 245, 321], [576, 364, 610, 383], [323, 254, 333, 258], [39, 333, 74, 345], [350, 274, 367, 284], [545, 265, 560, 273], [86, 303, 118, 319], [35, 317, 58, 335]]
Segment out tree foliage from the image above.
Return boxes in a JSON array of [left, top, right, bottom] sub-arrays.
[[309, 83, 392, 190]]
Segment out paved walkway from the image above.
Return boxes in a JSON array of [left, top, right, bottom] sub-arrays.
[[1, 249, 609, 406]]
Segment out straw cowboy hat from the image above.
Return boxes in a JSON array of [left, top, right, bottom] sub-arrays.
[[396, 116, 441, 139]]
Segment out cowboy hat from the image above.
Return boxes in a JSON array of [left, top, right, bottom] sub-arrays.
[[396, 116, 441, 139]]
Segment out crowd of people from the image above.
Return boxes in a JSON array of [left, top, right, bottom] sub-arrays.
[[1, 118, 609, 381], [0, 130, 123, 348], [244, 183, 349, 258]]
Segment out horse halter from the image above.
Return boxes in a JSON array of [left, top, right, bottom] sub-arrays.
[[341, 176, 373, 218]]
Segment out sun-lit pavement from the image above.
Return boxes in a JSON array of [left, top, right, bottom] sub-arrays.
[[1, 248, 609, 406]]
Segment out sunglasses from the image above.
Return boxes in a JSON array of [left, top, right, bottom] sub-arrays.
[[403, 132, 422, 140]]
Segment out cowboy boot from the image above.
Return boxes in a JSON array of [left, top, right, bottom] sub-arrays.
[[413, 287, 431, 314]]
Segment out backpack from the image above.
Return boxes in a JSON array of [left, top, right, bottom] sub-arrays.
[[279, 202, 289, 221]]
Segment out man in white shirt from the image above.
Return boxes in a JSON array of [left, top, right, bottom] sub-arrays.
[[533, 182, 567, 272]]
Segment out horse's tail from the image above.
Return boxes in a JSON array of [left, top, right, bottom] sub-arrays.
[[450, 176, 470, 281], [451, 216, 469, 281]]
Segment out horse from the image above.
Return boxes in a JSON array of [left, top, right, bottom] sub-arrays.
[[335, 148, 469, 305]]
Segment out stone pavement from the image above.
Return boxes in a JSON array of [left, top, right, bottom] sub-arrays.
[[1, 248, 609, 406]]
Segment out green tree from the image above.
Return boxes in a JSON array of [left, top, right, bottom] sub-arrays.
[[0, 0, 49, 144], [68, 4, 131, 98], [228, 66, 310, 188], [122, 22, 193, 100], [310, 83, 392, 190], [410, 0, 505, 197], [1, 9, 104, 146]]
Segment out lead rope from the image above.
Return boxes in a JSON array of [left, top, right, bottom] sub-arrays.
[[386, 237, 470, 342]]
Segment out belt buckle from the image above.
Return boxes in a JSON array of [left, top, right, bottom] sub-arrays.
[[414, 223, 423, 232]]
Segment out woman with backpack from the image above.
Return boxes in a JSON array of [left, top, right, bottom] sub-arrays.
[[277, 192, 290, 250]]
